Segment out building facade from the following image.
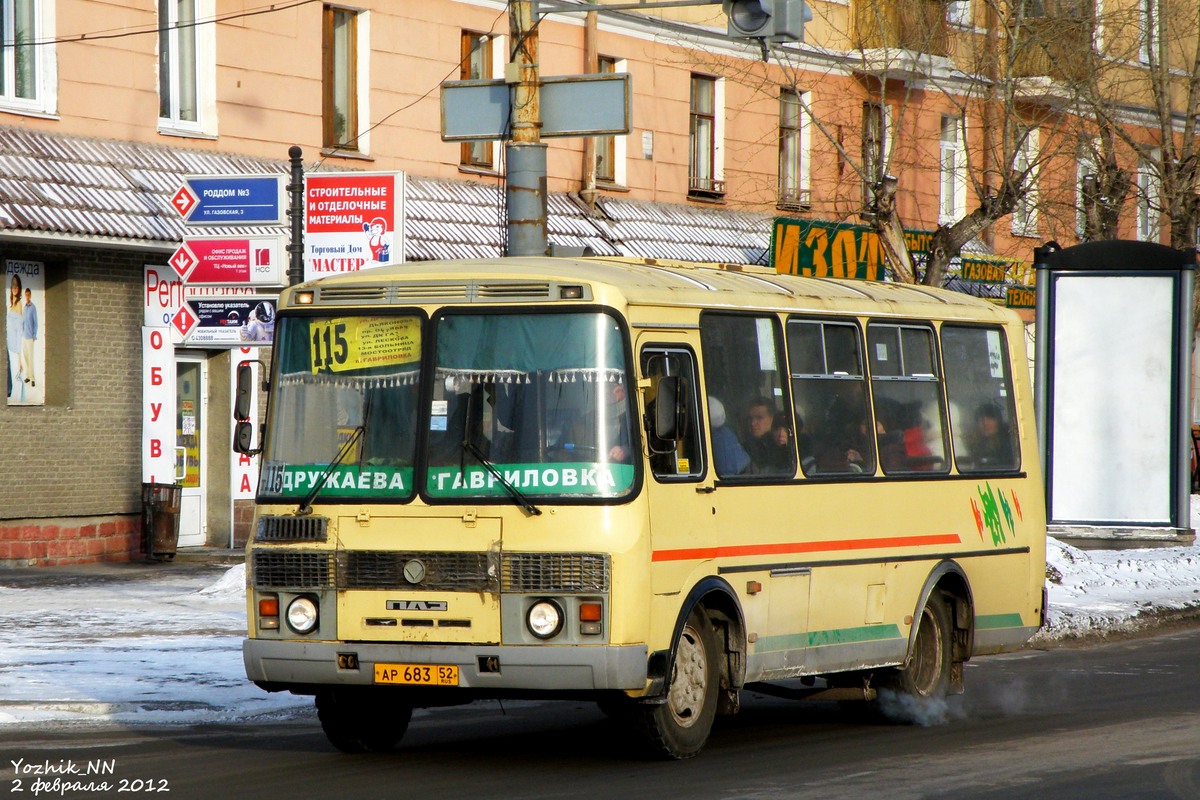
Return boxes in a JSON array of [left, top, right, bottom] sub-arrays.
[[0, 0, 1192, 565]]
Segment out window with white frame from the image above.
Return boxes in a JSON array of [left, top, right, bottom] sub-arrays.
[[0, 0, 55, 114], [946, 0, 972, 27], [689, 74, 724, 197], [1139, 0, 1158, 64], [939, 115, 966, 223], [862, 101, 886, 214], [778, 89, 809, 208], [595, 56, 627, 186], [1076, 141, 1096, 239], [159, 0, 214, 134], [1137, 154, 1161, 242], [1011, 126, 1039, 237], [323, 7, 356, 150]]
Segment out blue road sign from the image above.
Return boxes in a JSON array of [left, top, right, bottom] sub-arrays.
[[173, 174, 286, 226]]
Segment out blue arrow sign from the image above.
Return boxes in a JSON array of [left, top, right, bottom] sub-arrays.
[[174, 174, 286, 226]]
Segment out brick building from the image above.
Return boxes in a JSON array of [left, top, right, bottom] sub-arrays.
[[0, 0, 1191, 565]]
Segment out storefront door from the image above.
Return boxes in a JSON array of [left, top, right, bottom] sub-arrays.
[[174, 354, 206, 547]]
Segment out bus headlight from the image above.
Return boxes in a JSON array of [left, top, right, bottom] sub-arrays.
[[286, 596, 319, 635], [526, 599, 564, 639]]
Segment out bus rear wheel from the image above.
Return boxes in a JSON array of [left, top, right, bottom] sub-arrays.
[[878, 594, 952, 706], [316, 688, 413, 753], [629, 608, 719, 760]]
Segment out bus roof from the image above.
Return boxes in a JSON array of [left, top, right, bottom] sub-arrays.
[[291, 256, 1017, 323]]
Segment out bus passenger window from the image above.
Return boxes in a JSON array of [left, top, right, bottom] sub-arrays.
[[700, 313, 795, 478], [942, 325, 1020, 472], [867, 324, 949, 474], [787, 319, 875, 476], [641, 348, 703, 480]]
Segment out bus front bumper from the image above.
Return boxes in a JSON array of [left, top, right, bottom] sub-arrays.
[[243, 638, 649, 692]]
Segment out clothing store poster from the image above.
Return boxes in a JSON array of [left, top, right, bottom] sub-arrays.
[[5, 259, 44, 407]]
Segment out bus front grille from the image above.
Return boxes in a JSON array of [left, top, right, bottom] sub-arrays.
[[338, 550, 498, 592], [501, 553, 610, 593], [252, 551, 336, 590], [255, 515, 329, 543]]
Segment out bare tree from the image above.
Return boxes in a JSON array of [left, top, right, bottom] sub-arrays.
[[1071, 0, 1200, 250], [757, 0, 1087, 285]]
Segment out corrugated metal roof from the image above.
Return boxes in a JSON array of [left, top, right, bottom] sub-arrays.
[[0, 124, 773, 265]]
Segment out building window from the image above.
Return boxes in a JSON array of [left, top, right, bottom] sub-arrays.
[[1076, 141, 1095, 239], [862, 101, 885, 215], [779, 89, 809, 208], [1137, 154, 1161, 242], [1139, 0, 1158, 64], [323, 6, 360, 152], [1011, 126, 1039, 237], [595, 56, 617, 183], [159, 0, 198, 127], [1, 0, 38, 102], [939, 115, 965, 223], [460, 30, 494, 170], [946, 0, 972, 27], [689, 74, 724, 197]]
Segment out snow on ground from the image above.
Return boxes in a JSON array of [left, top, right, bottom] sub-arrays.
[[3, 501, 1200, 728]]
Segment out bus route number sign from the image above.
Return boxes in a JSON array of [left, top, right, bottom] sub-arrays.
[[373, 663, 459, 686]]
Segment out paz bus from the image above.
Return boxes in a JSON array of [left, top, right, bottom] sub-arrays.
[[235, 256, 1046, 759]]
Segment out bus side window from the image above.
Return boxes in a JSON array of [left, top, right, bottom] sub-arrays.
[[787, 319, 875, 476], [640, 348, 704, 480], [941, 325, 1021, 472], [700, 312, 795, 479], [867, 324, 950, 474]]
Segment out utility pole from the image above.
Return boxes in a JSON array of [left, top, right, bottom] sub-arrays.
[[506, 0, 549, 257]]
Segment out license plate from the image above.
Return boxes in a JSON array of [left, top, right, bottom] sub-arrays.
[[374, 663, 459, 686]]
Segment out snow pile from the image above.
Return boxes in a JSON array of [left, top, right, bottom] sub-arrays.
[[0, 565, 307, 727], [1035, 538, 1200, 641]]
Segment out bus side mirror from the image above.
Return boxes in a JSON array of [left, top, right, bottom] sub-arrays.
[[234, 361, 263, 455], [233, 421, 258, 455], [654, 377, 680, 440], [235, 362, 255, 422]]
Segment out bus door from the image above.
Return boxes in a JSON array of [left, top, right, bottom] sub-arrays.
[[638, 342, 711, 598]]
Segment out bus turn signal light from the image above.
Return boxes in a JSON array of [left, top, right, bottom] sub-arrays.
[[579, 602, 602, 635], [259, 594, 280, 630]]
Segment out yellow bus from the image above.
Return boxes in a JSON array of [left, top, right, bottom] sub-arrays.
[[236, 256, 1046, 759]]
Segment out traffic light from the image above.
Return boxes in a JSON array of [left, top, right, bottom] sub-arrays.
[[723, 0, 811, 43]]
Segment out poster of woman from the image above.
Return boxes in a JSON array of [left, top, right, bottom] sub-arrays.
[[5, 260, 45, 406]]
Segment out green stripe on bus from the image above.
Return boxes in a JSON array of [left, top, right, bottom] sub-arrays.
[[975, 613, 1025, 629], [755, 624, 903, 653]]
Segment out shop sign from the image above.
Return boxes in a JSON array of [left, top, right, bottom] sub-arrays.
[[304, 172, 406, 282], [771, 218, 935, 281], [170, 235, 285, 286]]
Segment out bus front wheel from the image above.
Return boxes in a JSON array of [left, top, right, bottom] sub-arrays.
[[316, 688, 413, 753], [629, 608, 719, 760]]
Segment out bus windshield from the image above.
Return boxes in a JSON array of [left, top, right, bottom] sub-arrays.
[[258, 310, 635, 503], [259, 314, 423, 502], [425, 311, 635, 501]]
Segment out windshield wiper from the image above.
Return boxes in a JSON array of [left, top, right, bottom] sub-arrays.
[[297, 425, 365, 515], [462, 440, 542, 517], [297, 391, 374, 514]]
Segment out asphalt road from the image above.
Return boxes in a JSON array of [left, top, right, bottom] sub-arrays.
[[3, 628, 1199, 800]]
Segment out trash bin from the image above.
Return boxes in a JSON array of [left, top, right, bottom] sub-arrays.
[[142, 483, 182, 561]]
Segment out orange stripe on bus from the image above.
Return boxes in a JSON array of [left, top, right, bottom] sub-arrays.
[[650, 533, 962, 563]]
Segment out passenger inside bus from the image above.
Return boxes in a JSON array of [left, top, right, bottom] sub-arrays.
[[708, 396, 750, 476], [812, 383, 876, 474], [743, 396, 794, 475], [968, 401, 1015, 469]]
